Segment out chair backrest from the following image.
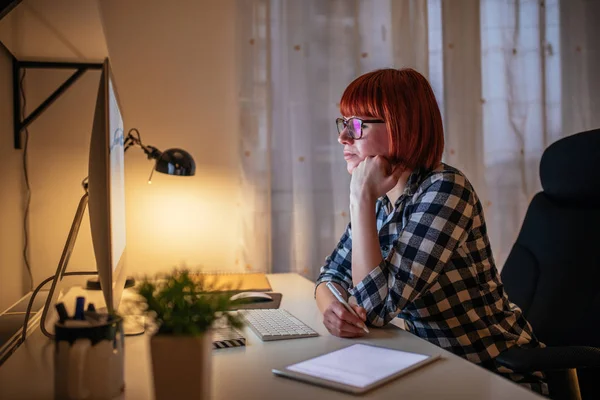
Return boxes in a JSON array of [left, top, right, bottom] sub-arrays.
[[501, 128, 600, 348]]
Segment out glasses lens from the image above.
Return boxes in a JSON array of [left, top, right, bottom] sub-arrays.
[[349, 118, 362, 139], [336, 118, 345, 134]]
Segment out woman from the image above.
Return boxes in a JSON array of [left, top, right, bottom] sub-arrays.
[[315, 68, 546, 394]]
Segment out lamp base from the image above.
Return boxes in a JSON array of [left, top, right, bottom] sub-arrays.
[[86, 277, 135, 290]]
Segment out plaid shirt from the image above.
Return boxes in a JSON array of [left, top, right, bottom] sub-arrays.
[[316, 163, 546, 393]]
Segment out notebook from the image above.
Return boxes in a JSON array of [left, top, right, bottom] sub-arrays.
[[197, 272, 272, 292], [272, 343, 441, 394]]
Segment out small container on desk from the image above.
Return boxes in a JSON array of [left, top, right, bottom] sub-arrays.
[[54, 315, 124, 400]]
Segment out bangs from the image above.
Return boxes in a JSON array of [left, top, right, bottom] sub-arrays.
[[339, 73, 384, 119]]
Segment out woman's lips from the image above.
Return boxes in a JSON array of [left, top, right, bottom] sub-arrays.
[[343, 152, 356, 160]]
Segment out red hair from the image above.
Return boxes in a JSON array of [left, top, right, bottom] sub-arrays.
[[340, 68, 444, 171]]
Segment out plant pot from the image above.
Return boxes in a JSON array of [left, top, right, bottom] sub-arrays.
[[150, 332, 213, 400]]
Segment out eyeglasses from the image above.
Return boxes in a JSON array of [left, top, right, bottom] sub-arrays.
[[336, 116, 385, 140]]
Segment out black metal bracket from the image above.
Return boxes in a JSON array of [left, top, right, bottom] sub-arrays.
[[0, 0, 22, 21], [12, 59, 103, 149]]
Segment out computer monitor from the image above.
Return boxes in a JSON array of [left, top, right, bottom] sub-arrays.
[[88, 58, 128, 313], [38, 59, 127, 337]]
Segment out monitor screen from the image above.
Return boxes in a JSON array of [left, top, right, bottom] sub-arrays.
[[88, 59, 127, 313], [108, 79, 126, 274]]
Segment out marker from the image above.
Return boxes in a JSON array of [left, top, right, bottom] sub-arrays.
[[55, 302, 70, 323], [74, 297, 85, 320], [326, 282, 369, 333]]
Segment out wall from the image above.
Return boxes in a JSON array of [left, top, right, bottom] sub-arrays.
[[99, 0, 241, 276], [0, 45, 27, 311], [0, 0, 240, 310], [0, 0, 109, 311]]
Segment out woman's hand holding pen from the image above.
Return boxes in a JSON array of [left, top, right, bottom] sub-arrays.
[[322, 301, 368, 338]]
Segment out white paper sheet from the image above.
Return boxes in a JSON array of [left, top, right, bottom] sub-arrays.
[[286, 344, 430, 388]]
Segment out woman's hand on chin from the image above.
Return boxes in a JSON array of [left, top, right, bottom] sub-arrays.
[[350, 156, 404, 205]]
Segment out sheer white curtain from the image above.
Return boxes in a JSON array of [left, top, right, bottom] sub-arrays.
[[236, 0, 599, 277], [465, 0, 563, 267], [236, 0, 429, 277], [560, 0, 600, 134], [456, 0, 598, 267]]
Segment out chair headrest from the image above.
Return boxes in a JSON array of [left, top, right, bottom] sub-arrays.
[[540, 128, 600, 204]]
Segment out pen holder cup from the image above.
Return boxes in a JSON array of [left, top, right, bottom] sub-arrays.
[[54, 317, 125, 400]]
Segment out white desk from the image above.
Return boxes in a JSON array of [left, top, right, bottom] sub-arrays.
[[0, 273, 543, 399]]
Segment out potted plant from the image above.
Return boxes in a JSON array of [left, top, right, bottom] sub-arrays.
[[136, 268, 243, 400]]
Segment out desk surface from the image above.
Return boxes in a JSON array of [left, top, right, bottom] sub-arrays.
[[0, 273, 543, 400]]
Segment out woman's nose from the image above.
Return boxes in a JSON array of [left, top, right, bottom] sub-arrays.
[[338, 128, 354, 145]]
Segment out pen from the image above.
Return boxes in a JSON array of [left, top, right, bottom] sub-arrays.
[[325, 282, 369, 333], [55, 302, 70, 323], [74, 297, 85, 320]]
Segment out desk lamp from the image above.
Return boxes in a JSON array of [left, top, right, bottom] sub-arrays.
[[124, 128, 196, 182]]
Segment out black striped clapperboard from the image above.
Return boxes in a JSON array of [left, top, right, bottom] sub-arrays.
[[213, 326, 246, 349]]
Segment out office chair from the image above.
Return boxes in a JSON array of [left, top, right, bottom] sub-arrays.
[[496, 128, 600, 400]]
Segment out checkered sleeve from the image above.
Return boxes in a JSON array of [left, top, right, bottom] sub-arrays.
[[349, 173, 475, 326], [314, 223, 354, 296]]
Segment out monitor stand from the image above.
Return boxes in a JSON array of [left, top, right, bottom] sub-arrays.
[[117, 287, 146, 336], [21, 183, 145, 342], [85, 277, 136, 291], [121, 315, 146, 336]]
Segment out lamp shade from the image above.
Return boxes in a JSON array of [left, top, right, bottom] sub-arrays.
[[154, 148, 196, 176]]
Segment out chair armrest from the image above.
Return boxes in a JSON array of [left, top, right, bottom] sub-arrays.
[[496, 346, 600, 372]]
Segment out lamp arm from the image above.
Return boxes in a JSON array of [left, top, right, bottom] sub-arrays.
[[124, 128, 162, 160], [80, 127, 159, 191]]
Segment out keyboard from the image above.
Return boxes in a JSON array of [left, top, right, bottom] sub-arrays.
[[239, 309, 319, 341]]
